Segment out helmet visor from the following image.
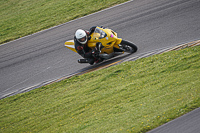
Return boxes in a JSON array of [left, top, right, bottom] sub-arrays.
[[78, 36, 87, 43]]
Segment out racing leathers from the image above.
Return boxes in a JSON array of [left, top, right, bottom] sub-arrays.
[[74, 26, 99, 65]]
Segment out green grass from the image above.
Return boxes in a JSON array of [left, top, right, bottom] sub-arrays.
[[0, 0, 128, 44], [1, 46, 200, 132]]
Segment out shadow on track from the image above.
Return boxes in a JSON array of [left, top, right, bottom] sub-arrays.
[[75, 53, 133, 74]]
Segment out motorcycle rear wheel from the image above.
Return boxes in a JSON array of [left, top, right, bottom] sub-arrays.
[[120, 40, 138, 53]]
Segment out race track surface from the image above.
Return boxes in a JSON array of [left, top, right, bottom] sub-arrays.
[[148, 108, 200, 133]]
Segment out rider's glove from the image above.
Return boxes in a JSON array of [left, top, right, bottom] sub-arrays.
[[77, 46, 83, 51]]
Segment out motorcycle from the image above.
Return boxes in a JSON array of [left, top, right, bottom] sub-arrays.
[[65, 26, 137, 64]]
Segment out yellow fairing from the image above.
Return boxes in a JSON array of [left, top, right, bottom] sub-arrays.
[[64, 27, 122, 54], [88, 27, 122, 54], [64, 40, 77, 53]]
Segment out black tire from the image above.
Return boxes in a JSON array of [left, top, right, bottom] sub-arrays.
[[121, 40, 138, 53]]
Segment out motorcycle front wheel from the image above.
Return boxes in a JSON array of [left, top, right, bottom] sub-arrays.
[[120, 40, 138, 53]]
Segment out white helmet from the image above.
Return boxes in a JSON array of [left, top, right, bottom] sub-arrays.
[[75, 29, 87, 45]]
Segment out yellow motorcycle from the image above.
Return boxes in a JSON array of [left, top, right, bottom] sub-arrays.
[[65, 26, 137, 64]]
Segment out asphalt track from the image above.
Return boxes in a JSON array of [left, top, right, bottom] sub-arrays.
[[147, 107, 200, 133], [0, 0, 200, 132]]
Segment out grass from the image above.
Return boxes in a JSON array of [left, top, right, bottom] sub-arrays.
[[0, 46, 200, 132], [0, 0, 129, 44]]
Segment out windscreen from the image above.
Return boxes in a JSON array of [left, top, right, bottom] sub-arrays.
[[94, 28, 107, 39]]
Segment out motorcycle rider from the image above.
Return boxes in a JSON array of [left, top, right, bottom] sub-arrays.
[[74, 26, 102, 65]]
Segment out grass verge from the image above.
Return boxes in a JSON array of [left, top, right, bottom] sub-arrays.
[[0, 46, 200, 132], [0, 0, 128, 44]]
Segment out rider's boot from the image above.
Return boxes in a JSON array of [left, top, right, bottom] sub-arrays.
[[78, 58, 95, 65], [78, 59, 89, 63]]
